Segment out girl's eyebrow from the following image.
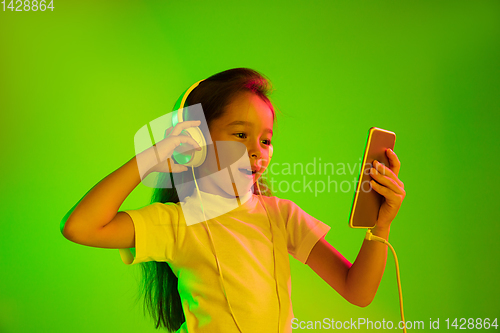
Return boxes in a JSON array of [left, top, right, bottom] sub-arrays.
[[227, 120, 273, 135]]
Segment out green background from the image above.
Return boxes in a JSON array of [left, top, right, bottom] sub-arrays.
[[1, 1, 499, 332]]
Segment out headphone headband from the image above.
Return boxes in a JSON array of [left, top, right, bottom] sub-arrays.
[[175, 79, 205, 123]]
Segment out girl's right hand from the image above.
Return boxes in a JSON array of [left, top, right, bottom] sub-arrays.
[[141, 120, 202, 176]]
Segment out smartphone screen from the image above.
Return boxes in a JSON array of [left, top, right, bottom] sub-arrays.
[[349, 127, 396, 229]]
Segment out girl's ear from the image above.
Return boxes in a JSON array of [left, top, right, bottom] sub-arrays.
[[269, 144, 273, 160]]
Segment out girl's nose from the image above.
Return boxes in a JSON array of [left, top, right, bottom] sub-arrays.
[[248, 143, 261, 160]]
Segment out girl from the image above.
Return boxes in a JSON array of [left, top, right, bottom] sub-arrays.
[[61, 68, 406, 333]]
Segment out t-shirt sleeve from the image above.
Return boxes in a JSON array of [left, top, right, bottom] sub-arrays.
[[118, 202, 180, 265], [280, 199, 331, 264]]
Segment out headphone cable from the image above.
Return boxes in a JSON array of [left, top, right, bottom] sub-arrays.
[[191, 166, 245, 332]]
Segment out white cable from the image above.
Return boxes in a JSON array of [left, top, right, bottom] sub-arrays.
[[191, 166, 245, 333], [365, 229, 407, 333], [255, 180, 282, 332]]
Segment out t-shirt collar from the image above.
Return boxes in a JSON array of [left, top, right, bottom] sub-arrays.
[[180, 188, 254, 225]]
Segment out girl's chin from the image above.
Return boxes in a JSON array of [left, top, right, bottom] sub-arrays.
[[222, 181, 256, 198], [194, 170, 259, 198]]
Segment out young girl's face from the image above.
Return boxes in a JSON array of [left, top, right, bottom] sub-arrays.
[[197, 91, 274, 197]]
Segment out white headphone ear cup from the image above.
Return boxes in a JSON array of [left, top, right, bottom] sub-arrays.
[[182, 127, 207, 167]]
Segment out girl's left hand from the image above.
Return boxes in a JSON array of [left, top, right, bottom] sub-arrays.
[[369, 149, 406, 229]]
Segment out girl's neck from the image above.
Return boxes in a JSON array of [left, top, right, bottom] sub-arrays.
[[194, 176, 249, 199]]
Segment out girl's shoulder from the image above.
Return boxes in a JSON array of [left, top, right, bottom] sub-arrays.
[[256, 194, 300, 212], [150, 201, 181, 207], [259, 193, 295, 203], [144, 201, 181, 212], [138, 201, 183, 219]]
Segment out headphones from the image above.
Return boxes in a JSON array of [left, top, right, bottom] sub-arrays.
[[169, 79, 279, 332], [170, 79, 273, 168]]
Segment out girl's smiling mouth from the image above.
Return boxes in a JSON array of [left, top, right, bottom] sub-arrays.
[[238, 168, 256, 177]]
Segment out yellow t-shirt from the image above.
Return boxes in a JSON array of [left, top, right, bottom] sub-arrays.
[[119, 190, 330, 333]]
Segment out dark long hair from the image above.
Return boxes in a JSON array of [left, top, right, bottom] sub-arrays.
[[140, 68, 276, 331]]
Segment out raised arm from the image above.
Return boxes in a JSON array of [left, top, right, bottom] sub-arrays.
[[61, 120, 203, 249], [61, 155, 143, 249]]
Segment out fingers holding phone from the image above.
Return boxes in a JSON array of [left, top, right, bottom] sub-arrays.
[[369, 149, 405, 228]]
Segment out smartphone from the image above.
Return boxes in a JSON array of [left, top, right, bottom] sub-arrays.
[[349, 127, 396, 229]]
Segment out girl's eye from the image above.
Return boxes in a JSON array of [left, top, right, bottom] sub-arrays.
[[234, 133, 271, 145], [262, 139, 272, 146]]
